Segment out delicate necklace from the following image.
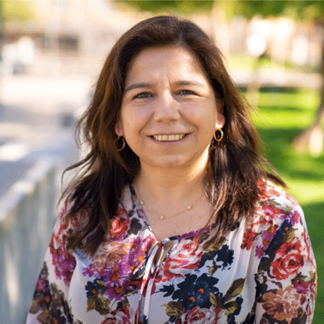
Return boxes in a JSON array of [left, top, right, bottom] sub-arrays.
[[135, 187, 202, 220]]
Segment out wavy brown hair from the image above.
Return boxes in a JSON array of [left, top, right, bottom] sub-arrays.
[[62, 15, 285, 254]]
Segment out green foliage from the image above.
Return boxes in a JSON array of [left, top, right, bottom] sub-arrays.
[[223, 0, 288, 19], [225, 0, 324, 22], [285, 1, 324, 22], [2, 0, 34, 23], [113, 0, 213, 14], [113, 0, 324, 22]]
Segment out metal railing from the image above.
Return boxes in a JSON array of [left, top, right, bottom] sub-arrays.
[[0, 133, 78, 324]]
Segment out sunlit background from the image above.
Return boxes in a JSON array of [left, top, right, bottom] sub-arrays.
[[0, 1, 323, 323]]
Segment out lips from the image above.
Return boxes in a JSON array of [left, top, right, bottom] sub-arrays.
[[152, 134, 186, 142]]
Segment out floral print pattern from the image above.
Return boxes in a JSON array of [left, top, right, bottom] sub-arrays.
[[26, 180, 317, 324]]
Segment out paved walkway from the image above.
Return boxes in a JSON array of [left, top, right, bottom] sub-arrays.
[[0, 72, 94, 199]]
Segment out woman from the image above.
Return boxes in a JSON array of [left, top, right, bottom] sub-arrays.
[[27, 16, 316, 324]]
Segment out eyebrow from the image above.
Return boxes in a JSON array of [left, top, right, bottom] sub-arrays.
[[174, 80, 205, 87], [124, 83, 152, 93], [124, 80, 206, 93]]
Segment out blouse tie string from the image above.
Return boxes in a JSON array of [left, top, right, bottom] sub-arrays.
[[135, 240, 169, 323]]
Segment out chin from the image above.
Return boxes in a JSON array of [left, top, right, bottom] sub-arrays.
[[140, 157, 183, 169], [143, 156, 205, 171]]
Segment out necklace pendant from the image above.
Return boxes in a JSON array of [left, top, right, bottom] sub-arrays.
[[160, 215, 165, 220]]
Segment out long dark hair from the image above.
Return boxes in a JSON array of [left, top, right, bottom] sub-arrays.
[[62, 15, 285, 254]]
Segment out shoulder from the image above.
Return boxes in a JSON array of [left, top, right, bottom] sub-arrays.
[[51, 197, 92, 246], [245, 180, 316, 281], [256, 179, 302, 225], [249, 183, 317, 322], [241, 179, 307, 257]]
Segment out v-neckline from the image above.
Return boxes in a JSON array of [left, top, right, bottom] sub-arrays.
[[128, 182, 210, 243]]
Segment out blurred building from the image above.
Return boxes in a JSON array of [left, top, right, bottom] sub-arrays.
[[1, 0, 324, 75], [2, 0, 143, 75]]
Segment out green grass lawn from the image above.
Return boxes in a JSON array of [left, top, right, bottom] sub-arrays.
[[250, 88, 324, 322]]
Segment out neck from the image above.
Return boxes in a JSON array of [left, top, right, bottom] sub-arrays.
[[134, 159, 208, 210]]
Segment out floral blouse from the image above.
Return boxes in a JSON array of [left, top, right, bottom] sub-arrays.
[[26, 180, 316, 324]]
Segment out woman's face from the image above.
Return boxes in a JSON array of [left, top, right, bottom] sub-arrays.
[[115, 45, 225, 173]]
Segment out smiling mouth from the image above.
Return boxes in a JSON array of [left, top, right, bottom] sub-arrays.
[[152, 134, 186, 142]]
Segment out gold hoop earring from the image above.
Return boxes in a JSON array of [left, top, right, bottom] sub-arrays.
[[214, 129, 223, 142], [115, 136, 126, 151]]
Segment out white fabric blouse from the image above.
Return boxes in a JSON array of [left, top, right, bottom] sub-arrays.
[[26, 180, 316, 324]]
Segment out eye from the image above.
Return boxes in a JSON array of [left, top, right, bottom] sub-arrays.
[[178, 90, 197, 96], [133, 92, 152, 99]]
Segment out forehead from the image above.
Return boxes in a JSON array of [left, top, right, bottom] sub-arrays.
[[125, 45, 208, 84]]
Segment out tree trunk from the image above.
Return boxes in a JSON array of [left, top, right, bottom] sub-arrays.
[[292, 36, 324, 156], [246, 56, 264, 108]]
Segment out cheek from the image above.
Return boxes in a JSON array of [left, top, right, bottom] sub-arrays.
[[122, 119, 143, 147], [195, 105, 217, 130], [122, 107, 151, 133]]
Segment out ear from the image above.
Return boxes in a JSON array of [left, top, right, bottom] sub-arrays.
[[215, 112, 225, 130], [115, 119, 124, 137]]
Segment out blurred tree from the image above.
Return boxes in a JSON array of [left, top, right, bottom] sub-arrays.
[[0, 2, 3, 46], [113, 0, 213, 15], [0, 1, 3, 77], [1, 0, 34, 23], [226, 0, 324, 156]]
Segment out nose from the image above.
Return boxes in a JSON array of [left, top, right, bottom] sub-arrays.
[[153, 92, 180, 123]]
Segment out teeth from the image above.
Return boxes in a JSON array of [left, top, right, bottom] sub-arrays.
[[153, 134, 185, 142]]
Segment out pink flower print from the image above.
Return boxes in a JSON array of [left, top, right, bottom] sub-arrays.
[[185, 306, 213, 323], [271, 239, 304, 281], [281, 209, 300, 226], [263, 203, 282, 220], [257, 180, 281, 199], [83, 263, 95, 277], [51, 243, 76, 285], [241, 228, 256, 250], [94, 241, 129, 271], [101, 307, 131, 324], [294, 279, 310, 294], [110, 209, 129, 238], [262, 286, 300, 323], [36, 278, 46, 292], [103, 264, 131, 301], [254, 224, 279, 259], [176, 306, 220, 324], [261, 224, 278, 246], [162, 238, 202, 282], [123, 236, 153, 272], [255, 245, 266, 259]]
